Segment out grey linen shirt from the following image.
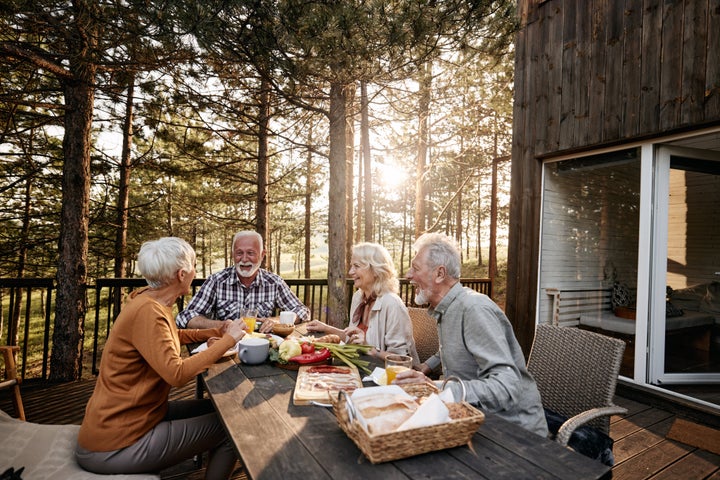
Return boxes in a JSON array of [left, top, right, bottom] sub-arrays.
[[425, 282, 548, 437], [176, 266, 310, 328]]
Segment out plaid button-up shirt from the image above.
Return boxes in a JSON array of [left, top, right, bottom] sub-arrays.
[[176, 266, 310, 328]]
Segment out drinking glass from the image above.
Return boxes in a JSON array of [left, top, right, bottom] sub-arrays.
[[385, 354, 413, 384], [242, 308, 258, 333]]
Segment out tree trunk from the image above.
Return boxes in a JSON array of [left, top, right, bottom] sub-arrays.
[[414, 62, 431, 237], [49, 1, 98, 382], [304, 125, 313, 279], [477, 177, 484, 266], [455, 187, 463, 261], [114, 77, 134, 279], [9, 177, 33, 345], [257, 78, 271, 265], [344, 84, 355, 270], [50, 67, 96, 383], [361, 81, 373, 242], [327, 82, 348, 328], [490, 156, 499, 284]]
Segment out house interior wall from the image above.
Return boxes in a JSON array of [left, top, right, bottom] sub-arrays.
[[667, 169, 720, 290]]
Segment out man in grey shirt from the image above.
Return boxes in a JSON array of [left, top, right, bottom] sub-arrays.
[[394, 232, 548, 437]]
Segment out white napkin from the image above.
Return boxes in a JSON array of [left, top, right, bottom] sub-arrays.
[[438, 387, 456, 403], [191, 341, 240, 356], [362, 367, 387, 385], [397, 393, 450, 431]]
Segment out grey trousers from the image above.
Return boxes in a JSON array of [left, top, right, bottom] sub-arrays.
[[75, 399, 237, 479]]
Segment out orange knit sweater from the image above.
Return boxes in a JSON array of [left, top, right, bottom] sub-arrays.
[[77, 287, 235, 451]]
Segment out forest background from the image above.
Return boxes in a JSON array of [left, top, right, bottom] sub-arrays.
[[0, 1, 516, 380]]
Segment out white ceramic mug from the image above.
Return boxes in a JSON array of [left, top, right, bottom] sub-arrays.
[[279, 311, 297, 325], [237, 337, 269, 364]]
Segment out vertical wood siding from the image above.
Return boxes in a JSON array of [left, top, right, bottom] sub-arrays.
[[507, 0, 720, 353]]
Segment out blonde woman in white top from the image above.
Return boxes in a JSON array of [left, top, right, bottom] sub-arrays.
[[307, 242, 419, 364]]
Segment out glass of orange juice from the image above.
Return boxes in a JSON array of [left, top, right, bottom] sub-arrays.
[[385, 354, 412, 384], [242, 308, 258, 333]]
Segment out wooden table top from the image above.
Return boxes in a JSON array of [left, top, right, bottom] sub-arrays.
[[202, 353, 611, 480]]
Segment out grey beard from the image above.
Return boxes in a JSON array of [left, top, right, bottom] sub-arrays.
[[236, 263, 259, 277], [414, 290, 428, 306]]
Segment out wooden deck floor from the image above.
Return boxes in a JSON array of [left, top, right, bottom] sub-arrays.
[[3, 379, 720, 479]]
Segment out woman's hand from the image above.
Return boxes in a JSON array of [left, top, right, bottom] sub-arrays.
[[305, 320, 328, 333], [226, 319, 246, 342], [219, 319, 233, 334], [344, 327, 365, 345]]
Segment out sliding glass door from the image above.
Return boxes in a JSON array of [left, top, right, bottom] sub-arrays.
[[650, 146, 720, 385]]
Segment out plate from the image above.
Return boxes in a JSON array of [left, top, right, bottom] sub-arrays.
[[293, 364, 363, 405], [273, 357, 332, 371], [246, 332, 284, 346], [223, 346, 238, 357]]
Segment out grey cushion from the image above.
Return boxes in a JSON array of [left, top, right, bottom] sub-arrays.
[[0, 409, 159, 480]]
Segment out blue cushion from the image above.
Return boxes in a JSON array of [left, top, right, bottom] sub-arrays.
[[544, 408, 615, 466]]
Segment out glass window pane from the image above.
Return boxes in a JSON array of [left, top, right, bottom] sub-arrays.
[[539, 149, 640, 377]]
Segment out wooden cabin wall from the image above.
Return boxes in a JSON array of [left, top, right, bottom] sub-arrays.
[[667, 169, 720, 288], [507, 0, 720, 353]]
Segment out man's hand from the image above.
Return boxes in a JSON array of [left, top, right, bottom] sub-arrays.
[[258, 317, 275, 333], [392, 367, 429, 385], [414, 363, 433, 376]]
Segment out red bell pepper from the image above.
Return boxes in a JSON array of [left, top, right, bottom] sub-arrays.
[[289, 347, 331, 364]]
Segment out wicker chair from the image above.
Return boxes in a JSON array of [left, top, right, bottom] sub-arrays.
[[527, 324, 627, 446], [407, 307, 439, 364], [0, 345, 25, 420]]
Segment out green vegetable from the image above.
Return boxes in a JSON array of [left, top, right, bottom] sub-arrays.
[[315, 342, 373, 374], [279, 339, 302, 361]]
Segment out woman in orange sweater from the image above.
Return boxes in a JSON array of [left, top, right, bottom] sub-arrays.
[[76, 237, 246, 478]]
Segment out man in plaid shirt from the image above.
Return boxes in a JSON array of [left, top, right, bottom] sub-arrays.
[[176, 230, 310, 333]]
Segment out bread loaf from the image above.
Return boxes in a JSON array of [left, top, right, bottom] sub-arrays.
[[354, 393, 418, 435]]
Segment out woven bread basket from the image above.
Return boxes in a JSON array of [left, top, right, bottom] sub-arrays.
[[332, 378, 484, 463]]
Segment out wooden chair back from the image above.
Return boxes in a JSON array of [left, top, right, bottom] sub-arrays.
[[1, 346, 25, 420]]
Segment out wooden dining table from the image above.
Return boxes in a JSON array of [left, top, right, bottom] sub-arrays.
[[201, 337, 612, 480]]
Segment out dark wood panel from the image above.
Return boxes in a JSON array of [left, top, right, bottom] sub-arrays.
[[620, 0, 643, 138], [680, 0, 708, 126], [705, 0, 720, 118], [603, 0, 626, 140], [659, 1, 684, 130], [559, 0, 578, 149], [587, 0, 609, 146]]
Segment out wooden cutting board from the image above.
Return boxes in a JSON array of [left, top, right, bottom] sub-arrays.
[[293, 364, 363, 405]]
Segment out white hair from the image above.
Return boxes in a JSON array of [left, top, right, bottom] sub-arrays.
[[232, 230, 263, 251], [413, 233, 461, 279], [352, 242, 399, 295], [137, 237, 196, 288]]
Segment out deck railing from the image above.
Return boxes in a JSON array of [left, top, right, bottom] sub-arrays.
[[0, 276, 491, 382]]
